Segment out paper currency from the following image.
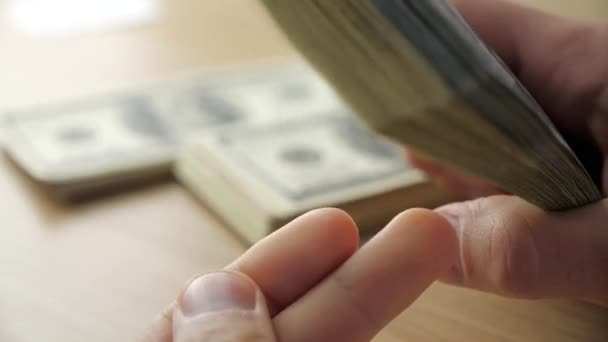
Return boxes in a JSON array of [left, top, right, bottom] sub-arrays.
[[259, 0, 604, 210], [175, 114, 455, 244], [1, 62, 346, 198]]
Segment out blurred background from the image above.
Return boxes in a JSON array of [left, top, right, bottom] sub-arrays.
[[0, 0, 294, 112], [1, 0, 607, 112], [1, 0, 607, 205], [1, 0, 607, 196], [1, 1, 608, 341]]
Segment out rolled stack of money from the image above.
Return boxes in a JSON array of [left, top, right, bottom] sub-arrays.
[[258, 0, 603, 210]]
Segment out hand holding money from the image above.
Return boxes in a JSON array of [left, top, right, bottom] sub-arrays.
[[141, 208, 458, 341], [259, 0, 603, 210], [260, 0, 608, 306], [417, 0, 608, 306]]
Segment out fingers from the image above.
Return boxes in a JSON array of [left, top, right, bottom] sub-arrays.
[[451, 0, 576, 70], [406, 150, 505, 199], [227, 208, 360, 315], [172, 271, 276, 342], [452, 0, 608, 139], [436, 196, 608, 305], [451, 0, 541, 68], [589, 104, 608, 193], [274, 209, 458, 342], [140, 209, 358, 341], [138, 302, 175, 342]]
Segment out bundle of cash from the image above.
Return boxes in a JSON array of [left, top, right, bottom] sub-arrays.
[[1, 62, 346, 199], [3, 58, 458, 242], [174, 114, 455, 244], [259, 0, 604, 210]]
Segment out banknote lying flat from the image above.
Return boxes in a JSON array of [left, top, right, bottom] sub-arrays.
[[2, 58, 459, 241], [259, 0, 604, 210], [1, 62, 346, 198], [175, 114, 455, 244]]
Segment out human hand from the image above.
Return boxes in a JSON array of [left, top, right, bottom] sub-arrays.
[[140, 208, 457, 341], [408, 0, 608, 306]]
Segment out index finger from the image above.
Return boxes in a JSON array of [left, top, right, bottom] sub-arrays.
[[274, 209, 458, 342], [227, 208, 360, 315], [140, 209, 359, 341]]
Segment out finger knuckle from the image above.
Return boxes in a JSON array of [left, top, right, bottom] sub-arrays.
[[459, 198, 542, 297], [488, 212, 542, 297], [331, 272, 383, 334]]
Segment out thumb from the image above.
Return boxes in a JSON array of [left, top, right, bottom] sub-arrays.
[[173, 271, 277, 342], [436, 196, 608, 305]]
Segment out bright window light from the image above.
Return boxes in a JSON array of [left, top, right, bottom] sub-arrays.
[[5, 0, 161, 37]]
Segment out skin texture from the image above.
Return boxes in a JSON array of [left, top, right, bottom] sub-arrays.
[[410, 0, 608, 306], [141, 0, 608, 340], [140, 209, 457, 341]]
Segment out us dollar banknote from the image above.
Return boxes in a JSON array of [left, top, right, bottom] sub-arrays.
[[1, 61, 348, 198], [259, 0, 603, 210], [175, 114, 456, 244]]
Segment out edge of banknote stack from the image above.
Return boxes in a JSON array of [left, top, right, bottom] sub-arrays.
[[174, 113, 458, 245], [258, 0, 603, 210], [0, 60, 335, 200]]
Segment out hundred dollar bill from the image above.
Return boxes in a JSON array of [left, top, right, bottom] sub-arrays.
[[175, 114, 456, 244], [259, 0, 603, 210], [1, 61, 347, 198]]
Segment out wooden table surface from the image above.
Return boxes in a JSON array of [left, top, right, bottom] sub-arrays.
[[1, 1, 608, 341]]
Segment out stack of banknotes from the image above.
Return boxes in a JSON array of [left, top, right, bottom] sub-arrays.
[[2, 61, 454, 244], [175, 112, 453, 244], [1, 62, 344, 197], [259, 0, 604, 211]]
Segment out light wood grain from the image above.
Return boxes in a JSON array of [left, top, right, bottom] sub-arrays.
[[1, 1, 607, 341]]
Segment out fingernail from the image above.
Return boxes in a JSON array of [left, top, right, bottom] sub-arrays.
[[180, 271, 257, 316]]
